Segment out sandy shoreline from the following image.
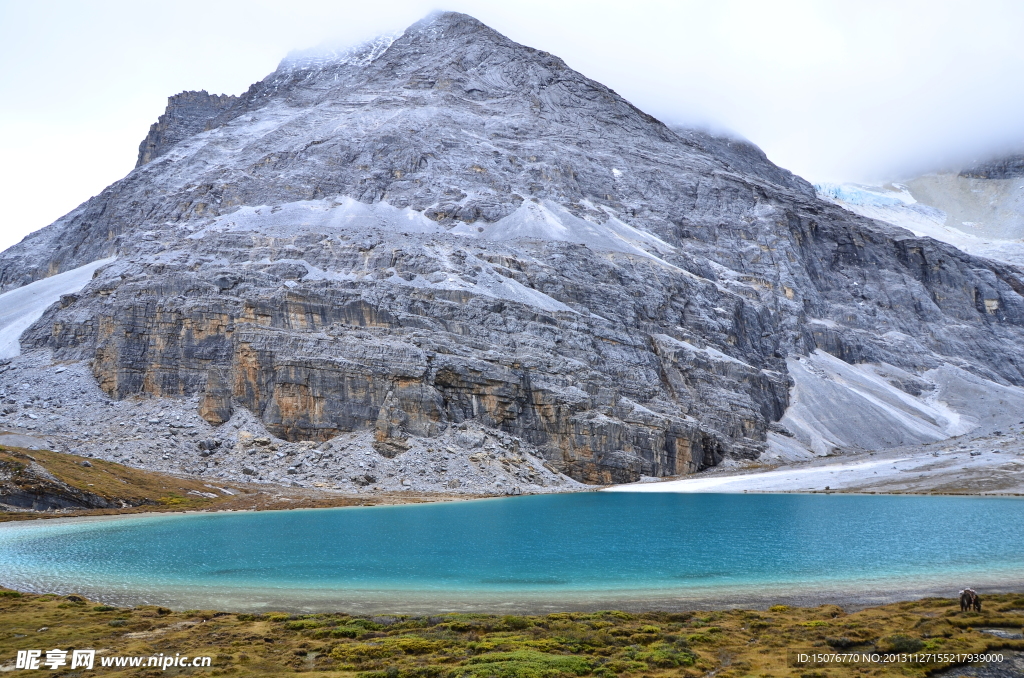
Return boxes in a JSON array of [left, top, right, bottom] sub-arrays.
[[4, 573, 1022, 615]]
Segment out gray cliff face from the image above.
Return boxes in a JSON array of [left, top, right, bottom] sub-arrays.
[[136, 90, 238, 167], [959, 154, 1024, 180], [4, 12, 1024, 483]]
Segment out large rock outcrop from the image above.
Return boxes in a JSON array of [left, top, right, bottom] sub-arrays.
[[4, 12, 1024, 483], [136, 90, 238, 167], [960, 154, 1024, 180]]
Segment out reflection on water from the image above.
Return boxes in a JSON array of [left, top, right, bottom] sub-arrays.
[[0, 493, 1022, 612]]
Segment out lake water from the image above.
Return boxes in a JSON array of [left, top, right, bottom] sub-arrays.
[[1, 493, 1022, 613]]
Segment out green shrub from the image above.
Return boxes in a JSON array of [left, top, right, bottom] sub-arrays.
[[92, 605, 117, 612], [393, 637, 444, 655], [357, 669, 447, 678], [501, 615, 532, 630], [331, 643, 399, 662], [316, 617, 387, 639], [882, 635, 923, 653], [457, 650, 593, 677], [628, 632, 659, 645], [632, 642, 697, 668]]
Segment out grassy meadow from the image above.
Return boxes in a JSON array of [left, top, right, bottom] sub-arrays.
[[1, 588, 1022, 677]]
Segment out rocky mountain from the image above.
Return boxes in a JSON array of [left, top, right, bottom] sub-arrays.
[[135, 90, 238, 167], [960, 154, 1024, 180], [3, 11, 1024, 486]]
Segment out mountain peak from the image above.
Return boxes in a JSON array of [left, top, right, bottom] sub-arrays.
[[12, 8, 814, 283], [278, 11, 508, 75], [408, 10, 492, 35]]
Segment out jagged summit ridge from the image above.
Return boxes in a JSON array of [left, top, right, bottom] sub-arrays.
[[2, 12, 1024, 486], [2, 10, 810, 292], [136, 90, 237, 167], [281, 32, 399, 72]]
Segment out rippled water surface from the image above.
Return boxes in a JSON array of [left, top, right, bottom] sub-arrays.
[[1, 493, 1022, 612]]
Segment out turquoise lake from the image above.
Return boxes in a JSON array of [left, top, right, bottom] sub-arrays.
[[1, 493, 1022, 613]]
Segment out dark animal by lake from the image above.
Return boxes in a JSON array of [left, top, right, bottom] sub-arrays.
[[960, 588, 981, 612]]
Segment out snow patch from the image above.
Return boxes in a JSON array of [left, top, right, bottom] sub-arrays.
[[282, 33, 399, 72], [0, 257, 116, 360], [605, 455, 912, 493], [190, 197, 445, 239], [760, 350, 1024, 461], [452, 199, 677, 266], [772, 351, 965, 457], [384, 259, 578, 315]]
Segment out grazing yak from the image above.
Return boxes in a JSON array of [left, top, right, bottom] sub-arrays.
[[959, 588, 982, 612]]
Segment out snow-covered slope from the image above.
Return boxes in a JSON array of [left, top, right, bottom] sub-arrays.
[[815, 182, 1024, 267], [764, 350, 1024, 461], [905, 172, 1024, 241], [605, 437, 1024, 494], [452, 199, 678, 264], [0, 257, 114, 359], [189, 198, 446, 239]]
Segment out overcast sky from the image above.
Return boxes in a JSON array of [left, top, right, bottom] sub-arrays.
[[2, 0, 1024, 253]]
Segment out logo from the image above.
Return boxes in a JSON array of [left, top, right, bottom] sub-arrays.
[[16, 649, 95, 670]]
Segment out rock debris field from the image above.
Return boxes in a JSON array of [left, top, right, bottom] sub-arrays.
[[0, 351, 585, 496]]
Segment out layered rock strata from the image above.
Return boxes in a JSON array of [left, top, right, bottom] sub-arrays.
[[0, 353, 583, 495]]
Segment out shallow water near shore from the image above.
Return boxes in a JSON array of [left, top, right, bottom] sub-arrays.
[[1, 493, 1022, 613]]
